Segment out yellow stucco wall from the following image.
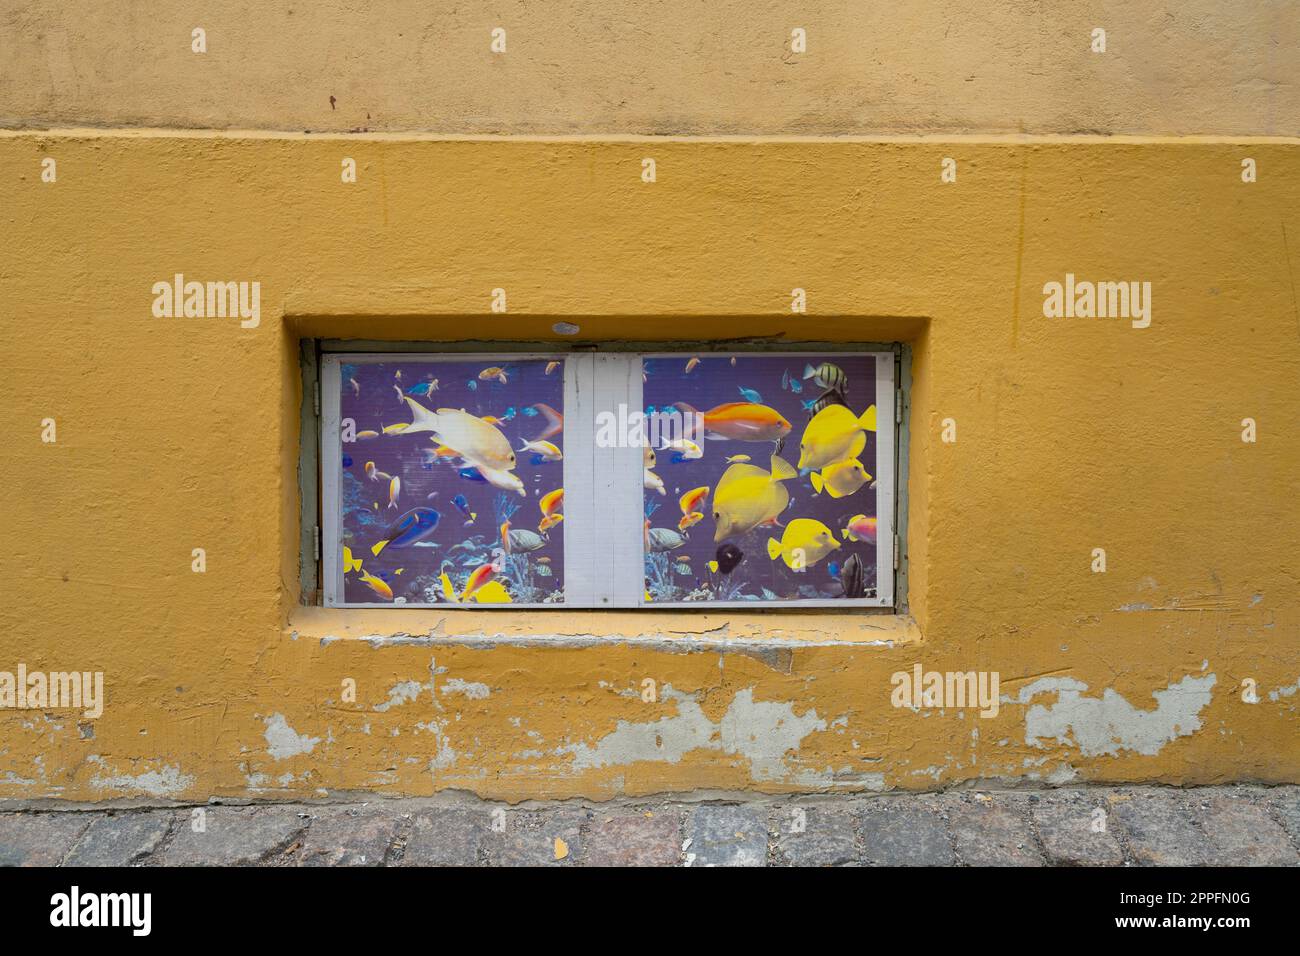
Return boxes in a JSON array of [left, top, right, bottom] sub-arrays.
[[2, 132, 1296, 801]]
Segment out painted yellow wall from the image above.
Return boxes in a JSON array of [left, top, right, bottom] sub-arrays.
[[3, 1, 1297, 136], [2, 132, 1296, 801]]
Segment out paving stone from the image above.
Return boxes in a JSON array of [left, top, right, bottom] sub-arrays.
[[293, 806, 404, 866], [774, 806, 857, 866], [1269, 788, 1300, 846], [949, 799, 1044, 866], [859, 800, 954, 866], [1032, 794, 1123, 866], [485, 808, 587, 866], [1189, 795, 1298, 867], [585, 811, 682, 867], [65, 811, 174, 866], [156, 806, 308, 866], [0, 813, 98, 867], [1111, 792, 1212, 866], [687, 805, 768, 867], [400, 808, 488, 866]]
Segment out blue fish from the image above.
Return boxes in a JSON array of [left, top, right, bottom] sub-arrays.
[[503, 407, 517, 421], [342, 455, 353, 467], [373, 507, 441, 554], [521, 406, 538, 417], [467, 379, 478, 391], [801, 398, 818, 411], [451, 494, 477, 524], [458, 467, 486, 483], [827, 561, 840, 578], [788, 378, 802, 394], [645, 405, 658, 417], [738, 386, 763, 403]]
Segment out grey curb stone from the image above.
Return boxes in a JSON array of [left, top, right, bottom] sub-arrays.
[[293, 806, 405, 866], [399, 808, 488, 866], [66, 811, 174, 867], [948, 798, 1044, 866], [687, 805, 768, 867], [774, 806, 858, 866], [0, 812, 99, 867], [1189, 794, 1299, 867], [586, 810, 682, 866], [1111, 792, 1212, 867], [859, 799, 954, 866], [1032, 794, 1124, 866], [156, 806, 308, 867]]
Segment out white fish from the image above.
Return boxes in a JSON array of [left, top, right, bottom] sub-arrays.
[[400, 398, 517, 473], [644, 469, 666, 496]]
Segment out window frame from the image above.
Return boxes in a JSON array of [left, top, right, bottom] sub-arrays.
[[315, 346, 901, 611]]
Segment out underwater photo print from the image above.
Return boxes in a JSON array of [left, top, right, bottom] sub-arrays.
[[335, 357, 565, 605], [641, 354, 880, 604]]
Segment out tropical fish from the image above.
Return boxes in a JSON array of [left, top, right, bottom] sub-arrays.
[[451, 494, 477, 524], [521, 406, 538, 417], [714, 543, 744, 574], [684, 357, 700, 373], [350, 378, 360, 397], [811, 457, 872, 498], [673, 562, 692, 575], [535, 562, 554, 577], [480, 366, 509, 385], [803, 362, 848, 394], [767, 518, 842, 569], [387, 475, 401, 509], [481, 416, 507, 427], [519, 438, 563, 462], [356, 430, 380, 440], [842, 514, 878, 544], [392, 384, 405, 404], [545, 361, 561, 375], [679, 486, 710, 515], [647, 528, 687, 553], [364, 461, 382, 482], [659, 437, 702, 461], [428, 444, 460, 459], [707, 561, 718, 573], [797, 404, 877, 470], [643, 446, 657, 468], [461, 563, 496, 601], [644, 469, 666, 496], [536, 556, 551, 564], [674, 402, 792, 443], [394, 370, 402, 381], [530, 403, 564, 442], [358, 569, 394, 600], [807, 390, 850, 417], [540, 488, 564, 519], [399, 399, 518, 473], [788, 378, 802, 394], [826, 562, 840, 578], [539, 514, 564, 533], [343, 546, 363, 573], [737, 386, 763, 403], [459, 467, 486, 483], [840, 553, 866, 598], [724, 454, 751, 464], [730, 357, 737, 366], [479, 465, 526, 497], [711, 454, 797, 541], [506, 529, 547, 553], [473, 580, 512, 603], [382, 422, 408, 435], [371, 507, 441, 555], [678, 511, 704, 532], [467, 379, 478, 391]]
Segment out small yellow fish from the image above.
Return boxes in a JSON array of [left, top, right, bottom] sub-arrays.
[[679, 486, 710, 515], [481, 416, 506, 427], [540, 488, 564, 517], [545, 361, 560, 375], [767, 518, 841, 569], [388, 475, 401, 509], [798, 405, 877, 471], [382, 422, 408, 434], [394, 568, 404, 575], [725, 454, 751, 463], [539, 514, 564, 533], [479, 366, 509, 385], [358, 569, 394, 600], [707, 560, 719, 572], [343, 547, 363, 573], [811, 457, 872, 498], [356, 430, 380, 440], [439, 572, 457, 602], [519, 438, 563, 461], [684, 357, 701, 373], [659, 438, 702, 460], [678, 511, 704, 532]]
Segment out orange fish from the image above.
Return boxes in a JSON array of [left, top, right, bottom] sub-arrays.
[[500, 520, 512, 554], [679, 485, 709, 515], [539, 514, 564, 533], [678, 511, 704, 531], [674, 402, 792, 443], [461, 563, 496, 602], [540, 488, 564, 518], [479, 367, 509, 385]]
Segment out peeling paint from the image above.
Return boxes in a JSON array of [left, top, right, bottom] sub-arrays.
[[263, 713, 321, 759], [88, 760, 193, 796], [1012, 673, 1217, 757]]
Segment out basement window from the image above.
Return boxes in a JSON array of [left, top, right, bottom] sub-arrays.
[[319, 351, 897, 609]]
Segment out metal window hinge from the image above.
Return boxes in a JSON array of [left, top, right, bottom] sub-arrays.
[[313, 525, 321, 562], [895, 387, 903, 424], [893, 534, 900, 570], [313, 381, 321, 416]]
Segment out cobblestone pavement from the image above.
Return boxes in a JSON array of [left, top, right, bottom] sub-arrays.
[[1, 785, 1296, 867]]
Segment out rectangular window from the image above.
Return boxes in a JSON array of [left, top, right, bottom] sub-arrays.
[[321, 350, 897, 609]]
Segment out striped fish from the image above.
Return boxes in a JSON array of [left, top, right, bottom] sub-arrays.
[[803, 362, 849, 395]]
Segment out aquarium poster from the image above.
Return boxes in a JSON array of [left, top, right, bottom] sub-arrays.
[[334, 357, 566, 605], [641, 354, 881, 604]]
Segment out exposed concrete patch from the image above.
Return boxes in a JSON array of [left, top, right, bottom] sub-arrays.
[[374, 680, 431, 712], [1268, 677, 1299, 702], [262, 714, 321, 760], [557, 686, 827, 783], [440, 678, 490, 700], [1010, 673, 1217, 757], [88, 759, 193, 797]]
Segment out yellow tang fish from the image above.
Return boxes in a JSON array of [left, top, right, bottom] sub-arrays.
[[399, 398, 517, 473], [767, 518, 841, 570], [473, 580, 512, 603], [811, 457, 872, 498], [797, 404, 877, 471], [343, 546, 363, 573], [711, 454, 797, 542], [358, 569, 394, 600]]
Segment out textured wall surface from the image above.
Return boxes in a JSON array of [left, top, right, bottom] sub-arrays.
[[1, 0, 1297, 136], [1, 134, 1296, 801]]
